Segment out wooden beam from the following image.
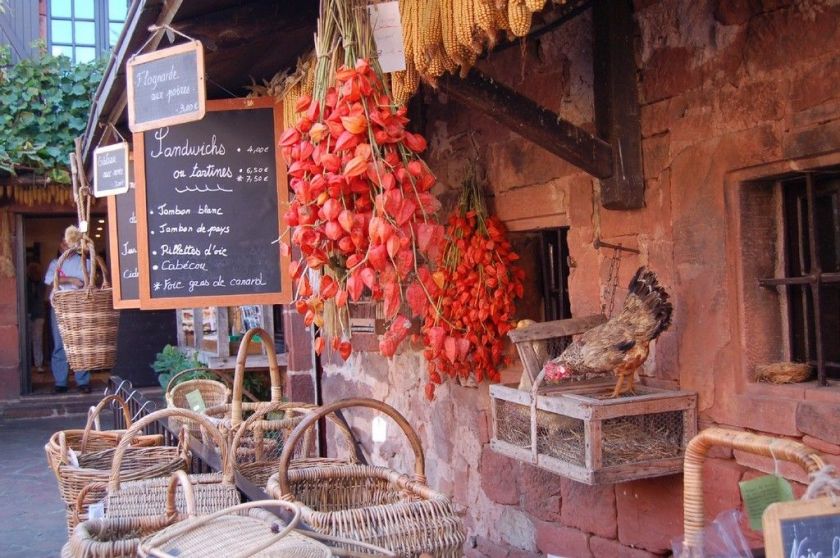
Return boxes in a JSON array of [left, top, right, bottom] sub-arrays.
[[593, 0, 645, 209], [441, 69, 614, 179]]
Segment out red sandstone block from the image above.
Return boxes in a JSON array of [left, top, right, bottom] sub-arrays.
[[285, 372, 315, 404], [534, 520, 592, 558], [738, 396, 801, 437], [589, 536, 662, 558], [520, 463, 563, 522], [480, 446, 520, 506], [701, 458, 747, 522], [477, 410, 490, 445], [615, 475, 684, 553], [732, 449, 811, 484], [796, 402, 840, 445], [802, 435, 840, 456], [713, 0, 753, 25], [640, 47, 702, 103], [560, 479, 617, 539]]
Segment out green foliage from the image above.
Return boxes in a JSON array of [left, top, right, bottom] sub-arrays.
[[0, 44, 104, 182], [151, 345, 207, 389]]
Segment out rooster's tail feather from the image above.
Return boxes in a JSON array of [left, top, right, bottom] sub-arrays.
[[627, 267, 673, 339]]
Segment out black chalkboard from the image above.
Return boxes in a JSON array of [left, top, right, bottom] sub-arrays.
[[127, 41, 206, 133], [764, 498, 840, 558], [93, 142, 130, 197], [107, 159, 139, 308], [134, 97, 290, 309]]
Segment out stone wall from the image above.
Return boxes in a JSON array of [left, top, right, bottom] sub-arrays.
[[321, 1, 840, 555]]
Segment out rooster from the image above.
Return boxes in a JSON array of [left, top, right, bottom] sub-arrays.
[[542, 267, 673, 397]]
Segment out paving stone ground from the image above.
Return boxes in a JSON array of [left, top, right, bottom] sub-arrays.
[[0, 415, 107, 558]]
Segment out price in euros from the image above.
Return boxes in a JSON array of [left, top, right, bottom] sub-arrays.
[[246, 167, 269, 174], [246, 145, 269, 154]]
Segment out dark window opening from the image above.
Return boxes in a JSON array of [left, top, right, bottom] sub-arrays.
[[759, 172, 840, 384], [509, 227, 572, 324]]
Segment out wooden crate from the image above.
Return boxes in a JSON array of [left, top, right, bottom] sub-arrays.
[[490, 379, 696, 484], [490, 316, 697, 485]]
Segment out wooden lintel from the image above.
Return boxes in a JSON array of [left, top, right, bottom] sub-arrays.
[[593, 0, 645, 210], [441, 69, 614, 179]]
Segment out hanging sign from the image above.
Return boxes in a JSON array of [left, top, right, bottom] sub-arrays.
[[762, 497, 840, 558], [126, 40, 206, 133], [134, 97, 290, 309], [367, 1, 406, 73], [93, 142, 130, 197], [107, 158, 140, 308]]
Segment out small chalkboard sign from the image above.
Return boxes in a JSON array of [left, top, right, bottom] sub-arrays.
[[763, 497, 840, 558], [107, 159, 140, 308], [93, 142, 130, 197], [127, 41, 205, 133], [134, 97, 290, 309]]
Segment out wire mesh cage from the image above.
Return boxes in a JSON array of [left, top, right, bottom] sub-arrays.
[[490, 316, 697, 485]]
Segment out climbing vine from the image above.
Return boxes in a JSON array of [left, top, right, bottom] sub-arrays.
[[0, 44, 104, 183]]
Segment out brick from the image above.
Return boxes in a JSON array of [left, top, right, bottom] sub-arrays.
[[520, 463, 563, 522], [480, 445, 520, 505], [560, 479, 617, 539], [791, 57, 840, 113], [477, 410, 490, 445], [641, 47, 703, 103], [589, 536, 661, 558], [796, 401, 840, 445], [732, 448, 811, 484], [701, 458, 747, 521], [713, 0, 754, 25], [718, 80, 785, 131], [534, 520, 592, 558], [801, 435, 840, 456], [500, 507, 538, 552], [616, 475, 684, 553], [642, 132, 670, 180], [738, 395, 801, 437]]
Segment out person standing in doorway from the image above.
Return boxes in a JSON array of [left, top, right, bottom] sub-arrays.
[[44, 226, 90, 394], [26, 262, 46, 372]]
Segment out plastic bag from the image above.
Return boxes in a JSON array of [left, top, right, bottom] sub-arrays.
[[672, 508, 753, 557]]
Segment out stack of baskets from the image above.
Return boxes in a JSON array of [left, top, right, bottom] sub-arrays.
[[45, 395, 167, 532], [267, 398, 466, 557], [62, 470, 197, 558]]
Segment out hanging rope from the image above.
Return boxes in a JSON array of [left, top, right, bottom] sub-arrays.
[[68, 136, 96, 289]]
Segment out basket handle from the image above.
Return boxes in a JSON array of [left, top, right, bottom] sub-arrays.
[[275, 398, 426, 497], [165, 367, 231, 396], [682, 427, 825, 555], [230, 402, 360, 464], [80, 395, 134, 453], [50, 242, 110, 294], [72, 481, 108, 525], [231, 327, 285, 427], [164, 470, 197, 521], [108, 408, 233, 491]]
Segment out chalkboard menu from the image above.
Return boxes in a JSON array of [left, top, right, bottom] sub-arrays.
[[107, 160, 140, 308], [93, 142, 130, 197], [764, 497, 840, 558], [127, 41, 205, 133], [134, 97, 290, 309]]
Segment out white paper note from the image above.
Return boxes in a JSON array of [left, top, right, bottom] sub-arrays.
[[367, 1, 406, 73]]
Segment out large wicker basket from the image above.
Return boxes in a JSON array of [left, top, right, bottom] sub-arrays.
[[45, 395, 163, 473], [681, 428, 825, 557], [61, 470, 197, 558], [51, 244, 119, 371], [266, 398, 465, 557], [105, 408, 240, 520]]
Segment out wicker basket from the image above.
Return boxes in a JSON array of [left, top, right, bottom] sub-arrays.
[[165, 367, 231, 441], [50, 412, 188, 534], [45, 395, 163, 473], [139, 500, 398, 558], [51, 245, 120, 371], [205, 327, 286, 431], [266, 398, 466, 557], [105, 408, 240, 520], [61, 470, 197, 558], [230, 402, 360, 489], [681, 428, 825, 557]]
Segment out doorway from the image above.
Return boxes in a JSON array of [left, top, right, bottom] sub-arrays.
[[18, 213, 111, 394]]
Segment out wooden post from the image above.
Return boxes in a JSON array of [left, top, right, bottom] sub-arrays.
[[593, 0, 645, 209], [441, 69, 614, 179]]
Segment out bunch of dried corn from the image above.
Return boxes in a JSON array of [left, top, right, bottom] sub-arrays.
[[393, 0, 556, 102], [6, 184, 74, 207]]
